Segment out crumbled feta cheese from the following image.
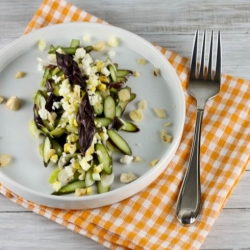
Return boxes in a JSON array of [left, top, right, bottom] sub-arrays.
[[56, 47, 65, 54], [79, 158, 92, 171], [83, 35, 90, 42], [48, 53, 57, 63], [89, 92, 99, 106], [52, 181, 61, 192], [38, 108, 49, 120], [108, 36, 119, 47], [58, 166, 74, 186], [101, 67, 110, 76], [82, 53, 93, 65], [38, 63, 44, 72], [95, 150, 102, 157], [52, 101, 61, 110], [120, 155, 134, 165], [92, 172, 101, 181], [74, 48, 86, 61], [52, 75, 61, 84], [107, 50, 116, 57], [59, 79, 71, 96]]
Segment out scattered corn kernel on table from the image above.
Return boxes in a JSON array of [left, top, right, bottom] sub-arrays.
[[1, 0, 250, 249]]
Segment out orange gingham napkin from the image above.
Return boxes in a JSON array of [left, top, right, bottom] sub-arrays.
[[1, 0, 250, 249]]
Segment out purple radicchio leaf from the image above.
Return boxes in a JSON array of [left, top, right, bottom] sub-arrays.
[[55, 52, 86, 90], [76, 94, 96, 155], [33, 104, 45, 128], [45, 94, 62, 112], [56, 52, 96, 155]]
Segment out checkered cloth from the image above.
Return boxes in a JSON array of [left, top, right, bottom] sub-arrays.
[[1, 0, 250, 249]]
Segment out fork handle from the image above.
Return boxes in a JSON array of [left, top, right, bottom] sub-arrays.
[[176, 108, 203, 225]]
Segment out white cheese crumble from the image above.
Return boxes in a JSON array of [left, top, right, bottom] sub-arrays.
[[120, 155, 134, 165], [108, 36, 119, 47], [58, 166, 74, 186], [107, 50, 116, 57], [38, 108, 49, 120]]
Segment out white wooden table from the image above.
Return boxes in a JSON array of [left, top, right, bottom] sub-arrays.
[[1, 0, 250, 249]]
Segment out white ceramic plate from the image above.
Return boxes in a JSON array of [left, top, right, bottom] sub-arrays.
[[0, 22, 185, 209]]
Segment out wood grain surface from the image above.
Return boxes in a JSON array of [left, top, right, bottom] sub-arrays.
[[1, 0, 250, 249]]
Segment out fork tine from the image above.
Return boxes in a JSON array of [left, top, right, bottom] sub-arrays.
[[190, 30, 198, 79], [207, 31, 213, 80], [199, 31, 206, 79], [214, 31, 221, 82]]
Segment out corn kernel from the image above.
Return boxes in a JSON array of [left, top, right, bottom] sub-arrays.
[[64, 143, 77, 154], [99, 75, 110, 83], [75, 188, 87, 196], [50, 154, 58, 163], [98, 83, 107, 91], [93, 163, 103, 174], [85, 146, 94, 156], [73, 162, 81, 170], [52, 181, 61, 192], [67, 134, 79, 143], [86, 186, 92, 195], [73, 118, 78, 127], [96, 60, 105, 71]]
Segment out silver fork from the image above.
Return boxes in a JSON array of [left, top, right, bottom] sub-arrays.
[[176, 30, 221, 225]]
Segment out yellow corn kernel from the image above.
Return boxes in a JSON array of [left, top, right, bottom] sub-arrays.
[[96, 60, 105, 71], [98, 83, 107, 91], [93, 163, 103, 174], [67, 134, 79, 143], [86, 186, 92, 195], [52, 181, 61, 192], [73, 118, 78, 127], [89, 86, 96, 92], [99, 75, 110, 83], [64, 143, 76, 154], [50, 154, 58, 163], [64, 143, 70, 153], [38, 39, 46, 51], [85, 146, 94, 156], [75, 188, 87, 196]]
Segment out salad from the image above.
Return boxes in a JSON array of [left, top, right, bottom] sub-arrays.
[[30, 38, 140, 196]]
